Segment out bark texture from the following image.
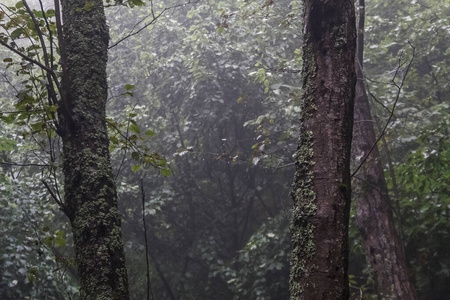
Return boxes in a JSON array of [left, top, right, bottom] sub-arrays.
[[290, 0, 356, 299], [58, 0, 130, 298], [352, 1, 418, 298]]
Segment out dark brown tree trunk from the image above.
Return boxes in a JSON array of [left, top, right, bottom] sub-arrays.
[[352, 1, 418, 298], [290, 0, 356, 299], [57, 0, 130, 298]]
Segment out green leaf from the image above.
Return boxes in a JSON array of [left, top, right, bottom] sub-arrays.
[[30, 122, 43, 131], [128, 0, 145, 7], [44, 236, 53, 247], [46, 104, 59, 113], [125, 84, 135, 91], [161, 168, 171, 177], [10, 28, 23, 39], [16, 90, 34, 103], [33, 10, 43, 18], [129, 123, 140, 134], [15, 1, 24, 9], [131, 151, 140, 160], [3, 58, 12, 62], [46, 9, 56, 17], [83, 1, 94, 11], [131, 164, 141, 172], [27, 268, 37, 283], [145, 130, 156, 137], [110, 135, 119, 145], [143, 154, 155, 164], [0, 137, 16, 151], [0, 114, 16, 124], [54, 230, 66, 247]]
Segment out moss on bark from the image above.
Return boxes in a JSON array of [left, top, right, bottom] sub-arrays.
[[58, 0, 130, 298], [290, 0, 356, 298]]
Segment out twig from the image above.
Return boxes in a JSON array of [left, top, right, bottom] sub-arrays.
[[351, 42, 415, 178], [108, 1, 198, 49], [0, 71, 19, 94], [140, 179, 154, 300], [22, 0, 50, 70], [41, 179, 66, 212], [273, 162, 295, 171], [37, 0, 55, 71], [0, 40, 59, 85], [0, 161, 48, 167], [367, 88, 392, 115]]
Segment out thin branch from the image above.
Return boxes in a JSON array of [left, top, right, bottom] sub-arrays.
[[115, 143, 128, 179], [0, 71, 19, 94], [140, 179, 155, 300], [22, 0, 50, 69], [367, 88, 392, 115], [264, 66, 301, 74], [0, 40, 61, 93], [36, 0, 61, 120], [273, 161, 295, 171], [42, 179, 66, 212], [108, 1, 198, 49], [353, 175, 400, 218], [106, 119, 143, 156], [38, 0, 55, 71], [54, 0, 73, 133], [0, 161, 49, 167], [351, 42, 415, 178]]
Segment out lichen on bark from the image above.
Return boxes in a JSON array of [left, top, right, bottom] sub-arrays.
[[57, 0, 130, 298], [290, 129, 317, 297], [290, 0, 356, 298]]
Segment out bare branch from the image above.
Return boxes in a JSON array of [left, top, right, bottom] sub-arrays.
[[22, 0, 50, 69], [351, 43, 415, 178], [38, 0, 55, 71], [42, 179, 66, 212], [140, 179, 155, 300], [0, 161, 49, 167], [109, 1, 198, 49]]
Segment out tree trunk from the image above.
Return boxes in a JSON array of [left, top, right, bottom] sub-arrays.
[[352, 1, 418, 298], [58, 0, 130, 298], [290, 0, 356, 299]]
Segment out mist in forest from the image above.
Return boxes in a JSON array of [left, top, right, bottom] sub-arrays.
[[0, 0, 449, 299]]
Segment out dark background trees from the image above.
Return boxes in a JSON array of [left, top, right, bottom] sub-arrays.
[[1, 0, 449, 299]]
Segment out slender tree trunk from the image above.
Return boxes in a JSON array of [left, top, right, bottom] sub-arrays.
[[58, 0, 130, 298], [352, 0, 417, 298], [290, 0, 356, 299]]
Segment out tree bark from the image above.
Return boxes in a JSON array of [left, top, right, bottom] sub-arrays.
[[290, 0, 356, 299], [352, 1, 418, 298], [58, 0, 130, 298]]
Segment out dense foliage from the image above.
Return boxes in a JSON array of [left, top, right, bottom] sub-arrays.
[[0, 0, 448, 299]]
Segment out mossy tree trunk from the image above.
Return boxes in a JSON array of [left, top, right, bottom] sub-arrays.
[[290, 0, 356, 299], [58, 0, 130, 298], [352, 1, 417, 298]]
